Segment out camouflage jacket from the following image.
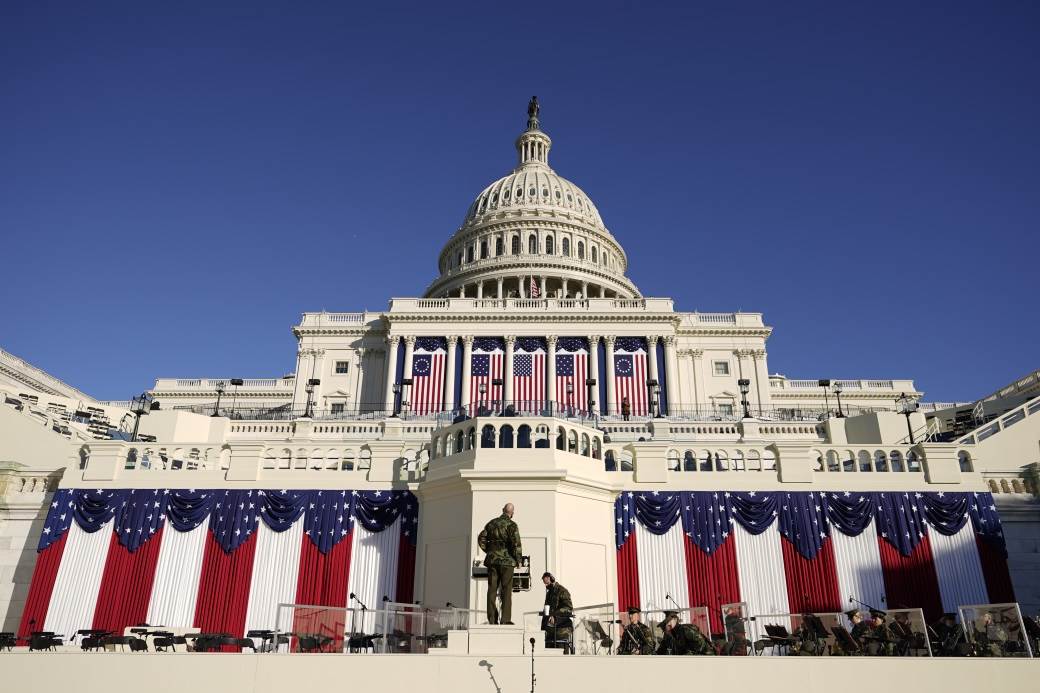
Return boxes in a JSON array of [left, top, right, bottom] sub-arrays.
[[618, 622, 655, 655], [657, 623, 715, 655], [478, 514, 522, 567], [544, 583, 573, 618]]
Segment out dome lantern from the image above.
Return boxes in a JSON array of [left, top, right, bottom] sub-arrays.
[[515, 96, 551, 168]]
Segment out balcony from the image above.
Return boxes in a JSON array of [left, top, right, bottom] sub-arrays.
[[387, 296, 674, 314]]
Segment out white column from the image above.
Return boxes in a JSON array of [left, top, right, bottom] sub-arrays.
[[518, 275, 525, 298], [402, 337, 416, 412], [663, 335, 679, 415], [497, 277, 504, 299], [503, 335, 516, 407], [691, 349, 704, 411], [460, 336, 474, 410], [458, 285, 465, 298], [476, 281, 483, 299], [383, 336, 400, 412], [444, 336, 458, 412], [588, 336, 600, 413], [604, 336, 617, 414], [752, 349, 770, 412], [647, 334, 660, 384], [599, 285, 605, 297], [546, 335, 558, 410], [540, 276, 547, 298], [562, 278, 569, 297]]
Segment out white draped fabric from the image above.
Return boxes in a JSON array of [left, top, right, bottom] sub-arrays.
[[44, 521, 112, 640], [733, 523, 789, 617], [634, 521, 688, 611], [347, 517, 401, 633], [831, 524, 886, 610], [146, 523, 207, 628], [244, 521, 304, 636], [931, 522, 988, 612]]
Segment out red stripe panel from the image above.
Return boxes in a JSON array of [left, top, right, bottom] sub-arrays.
[[92, 527, 164, 632], [293, 534, 353, 651], [683, 534, 741, 635], [616, 533, 640, 613], [781, 536, 842, 614], [877, 535, 943, 621], [974, 535, 1016, 604], [395, 535, 417, 604], [193, 530, 258, 640], [17, 532, 68, 643]]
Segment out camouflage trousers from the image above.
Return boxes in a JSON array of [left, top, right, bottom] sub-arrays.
[[487, 563, 514, 624]]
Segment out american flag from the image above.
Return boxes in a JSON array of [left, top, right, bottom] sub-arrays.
[[210, 489, 261, 552], [556, 337, 589, 414], [512, 337, 546, 412], [614, 338, 648, 416], [410, 337, 446, 415], [304, 490, 355, 554], [529, 277, 540, 298], [470, 338, 503, 413]]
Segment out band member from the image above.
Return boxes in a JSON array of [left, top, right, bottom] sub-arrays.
[[847, 609, 869, 645], [617, 607, 655, 655], [975, 611, 1009, 657], [931, 613, 968, 656], [865, 609, 893, 656], [889, 612, 915, 656], [656, 611, 715, 655], [541, 572, 574, 650], [477, 503, 523, 625], [722, 605, 748, 655]]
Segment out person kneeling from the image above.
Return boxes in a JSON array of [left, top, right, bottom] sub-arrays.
[[657, 612, 715, 655]]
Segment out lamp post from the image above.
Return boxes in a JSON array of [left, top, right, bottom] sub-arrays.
[[492, 377, 503, 413], [646, 378, 659, 418], [833, 381, 845, 418], [401, 378, 414, 418], [897, 392, 919, 443], [229, 378, 243, 418], [304, 378, 320, 418], [818, 379, 832, 418], [479, 382, 488, 415], [130, 392, 152, 442], [566, 382, 574, 416], [737, 378, 752, 419], [211, 381, 226, 417], [391, 382, 401, 417], [585, 377, 597, 417]]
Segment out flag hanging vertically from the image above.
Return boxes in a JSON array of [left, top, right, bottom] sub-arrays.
[[555, 337, 589, 414], [513, 337, 546, 413], [470, 337, 504, 413], [410, 337, 447, 415], [614, 337, 648, 416]]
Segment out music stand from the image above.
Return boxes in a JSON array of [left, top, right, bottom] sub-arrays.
[[581, 618, 613, 654], [831, 625, 862, 655], [763, 624, 794, 655]]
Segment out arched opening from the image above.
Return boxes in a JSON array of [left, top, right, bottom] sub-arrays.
[[683, 450, 696, 471], [125, 448, 138, 470], [454, 431, 464, 454], [326, 448, 340, 470], [500, 425, 514, 448], [958, 450, 973, 472], [518, 424, 532, 448], [568, 430, 578, 454], [546, 235, 555, 254], [529, 234, 538, 254], [466, 245, 474, 263], [556, 426, 566, 450], [79, 446, 90, 470], [480, 241, 489, 260], [733, 450, 745, 471], [481, 425, 496, 448], [763, 449, 777, 471], [577, 241, 585, 259], [699, 450, 713, 472], [842, 451, 856, 473], [906, 450, 922, 472], [715, 451, 729, 471], [874, 450, 888, 472], [495, 238, 504, 256], [618, 450, 635, 472], [512, 235, 521, 254], [466, 427, 476, 450], [343, 450, 356, 471], [748, 450, 762, 471], [858, 451, 872, 472], [358, 449, 372, 470], [535, 424, 550, 448], [890, 451, 905, 472], [592, 438, 601, 460], [605, 450, 617, 472], [591, 246, 598, 263], [280, 448, 292, 470], [581, 433, 590, 456], [562, 238, 570, 256], [667, 450, 680, 471], [826, 450, 840, 472]]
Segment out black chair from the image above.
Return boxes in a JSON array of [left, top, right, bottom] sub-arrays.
[[29, 631, 62, 651], [129, 637, 148, 652], [0, 632, 17, 651], [219, 636, 255, 652]]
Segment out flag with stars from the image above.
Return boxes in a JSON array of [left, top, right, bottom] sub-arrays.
[[210, 489, 261, 553], [555, 337, 588, 414], [38, 488, 77, 551], [469, 338, 504, 413], [681, 491, 732, 555], [777, 491, 829, 559], [114, 489, 168, 552], [513, 337, 546, 413], [411, 337, 447, 415], [613, 337, 648, 416], [304, 490, 355, 554]]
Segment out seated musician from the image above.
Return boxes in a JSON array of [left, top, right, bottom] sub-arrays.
[[617, 606, 655, 655], [865, 609, 893, 656], [541, 572, 574, 650], [722, 605, 748, 655], [976, 611, 1008, 657], [932, 613, 967, 656], [889, 612, 914, 655], [847, 609, 869, 645], [656, 612, 715, 656]]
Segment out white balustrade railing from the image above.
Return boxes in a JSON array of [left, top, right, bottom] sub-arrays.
[[154, 377, 295, 391]]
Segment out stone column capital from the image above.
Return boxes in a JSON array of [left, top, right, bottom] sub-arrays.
[[604, 335, 617, 347], [446, 335, 459, 348], [404, 335, 417, 347], [386, 335, 401, 347], [546, 335, 558, 348], [462, 335, 475, 347], [504, 335, 517, 347], [662, 335, 676, 346], [690, 349, 704, 358], [648, 335, 660, 347]]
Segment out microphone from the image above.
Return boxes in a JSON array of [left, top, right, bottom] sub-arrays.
[[665, 593, 682, 610], [382, 595, 390, 603], [350, 592, 369, 610], [446, 602, 456, 608], [849, 595, 854, 603], [612, 620, 625, 624]]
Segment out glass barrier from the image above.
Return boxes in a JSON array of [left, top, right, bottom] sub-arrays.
[[832, 608, 931, 657], [618, 607, 714, 655], [720, 602, 751, 655], [376, 602, 426, 654], [570, 603, 616, 655], [274, 603, 361, 653], [959, 603, 1034, 657], [750, 611, 843, 656]]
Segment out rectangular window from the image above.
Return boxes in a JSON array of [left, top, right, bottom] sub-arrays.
[[718, 403, 734, 416], [335, 361, 349, 374], [713, 361, 730, 376], [331, 403, 345, 414]]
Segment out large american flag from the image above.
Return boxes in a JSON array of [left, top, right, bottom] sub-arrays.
[[614, 337, 648, 416], [470, 338, 503, 413], [556, 337, 589, 414], [410, 337, 446, 415], [513, 337, 546, 413]]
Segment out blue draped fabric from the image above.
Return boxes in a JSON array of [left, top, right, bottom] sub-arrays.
[[920, 491, 970, 535], [210, 489, 261, 552], [473, 337, 504, 352], [632, 491, 682, 534], [258, 489, 310, 531], [305, 490, 354, 554], [728, 491, 779, 535], [615, 492, 638, 549], [73, 489, 125, 533], [353, 490, 415, 535], [556, 337, 588, 352], [166, 489, 217, 532], [114, 489, 168, 552], [415, 337, 447, 351], [38, 488, 77, 551], [680, 491, 731, 554], [778, 491, 829, 559], [824, 491, 875, 536], [968, 492, 1006, 555], [614, 337, 646, 352], [875, 492, 929, 555], [516, 337, 546, 352]]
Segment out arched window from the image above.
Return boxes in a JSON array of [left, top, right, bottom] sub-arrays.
[[699, 450, 713, 472], [683, 450, 696, 471], [581, 433, 590, 457], [500, 425, 514, 448], [454, 431, 464, 454], [481, 424, 496, 448], [535, 424, 550, 448], [958, 450, 973, 472], [518, 424, 532, 448], [342, 450, 356, 471], [457, 252, 463, 268], [858, 451, 872, 472], [466, 245, 474, 263], [568, 430, 578, 454], [358, 449, 372, 470], [906, 450, 922, 472], [890, 451, 905, 472], [667, 450, 680, 471], [591, 247, 598, 263], [556, 426, 566, 450], [874, 450, 888, 472], [562, 238, 570, 256], [826, 450, 840, 472], [529, 234, 538, 254], [842, 451, 855, 473], [480, 241, 489, 259], [512, 235, 521, 254], [592, 438, 601, 460], [495, 238, 504, 256], [546, 235, 555, 254], [733, 451, 745, 471], [466, 427, 476, 450], [763, 450, 777, 471], [577, 241, 585, 259], [605, 450, 617, 472]]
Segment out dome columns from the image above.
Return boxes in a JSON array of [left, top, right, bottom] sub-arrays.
[[444, 273, 626, 301]]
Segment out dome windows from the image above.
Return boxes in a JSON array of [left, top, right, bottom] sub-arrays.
[[466, 245, 474, 263], [503, 189, 510, 200], [591, 247, 598, 263], [480, 241, 489, 260], [511, 235, 521, 254], [554, 190, 561, 200], [562, 238, 570, 257], [545, 235, 555, 254], [529, 187, 536, 197], [542, 188, 549, 197], [567, 194, 573, 202], [577, 241, 585, 260], [495, 238, 503, 256], [516, 188, 523, 197], [528, 234, 538, 254]]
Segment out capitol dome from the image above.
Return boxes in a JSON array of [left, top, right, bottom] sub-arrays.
[[423, 98, 641, 300]]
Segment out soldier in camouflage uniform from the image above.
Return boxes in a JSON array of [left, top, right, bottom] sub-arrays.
[[478, 503, 522, 624], [656, 611, 716, 655], [617, 606, 655, 655], [541, 572, 574, 651]]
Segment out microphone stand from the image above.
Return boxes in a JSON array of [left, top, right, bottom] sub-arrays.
[[349, 592, 369, 653], [529, 637, 537, 693]]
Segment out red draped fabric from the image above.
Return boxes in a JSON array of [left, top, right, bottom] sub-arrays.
[[92, 527, 164, 632], [683, 535, 740, 634], [975, 536, 1016, 604], [193, 531, 257, 641], [878, 536, 942, 621], [616, 534, 640, 613], [293, 535, 353, 650], [395, 536, 416, 604], [17, 532, 67, 643], [782, 537, 841, 614]]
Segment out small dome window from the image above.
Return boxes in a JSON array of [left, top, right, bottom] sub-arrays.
[[517, 188, 523, 197], [529, 187, 536, 197], [554, 190, 561, 199], [567, 194, 573, 202], [503, 189, 510, 199], [491, 193, 498, 203], [542, 188, 548, 197]]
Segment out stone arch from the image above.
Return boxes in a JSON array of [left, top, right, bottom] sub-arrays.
[[500, 424, 514, 448], [568, 429, 578, 454], [518, 424, 532, 448], [667, 449, 680, 471], [874, 450, 888, 472], [747, 449, 762, 471], [481, 424, 497, 448], [958, 450, 973, 473], [358, 448, 372, 470], [762, 448, 777, 471], [889, 450, 905, 472], [581, 433, 590, 457], [732, 450, 745, 471], [454, 431, 465, 455], [826, 450, 840, 472], [683, 450, 696, 472], [699, 449, 713, 472], [343, 449, 356, 471], [810, 449, 823, 472], [125, 448, 138, 470], [556, 426, 566, 451], [858, 450, 872, 472], [605, 450, 617, 471], [906, 450, 922, 472], [592, 437, 602, 460]]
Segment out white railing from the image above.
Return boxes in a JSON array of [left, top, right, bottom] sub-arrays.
[[386, 297, 674, 313], [771, 378, 914, 392], [153, 377, 296, 391], [296, 312, 370, 327], [959, 393, 1040, 445], [696, 313, 737, 324]]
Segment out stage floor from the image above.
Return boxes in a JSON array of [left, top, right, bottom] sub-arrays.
[[1, 651, 1034, 693]]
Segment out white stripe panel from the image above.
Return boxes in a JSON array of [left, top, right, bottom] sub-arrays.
[[44, 521, 113, 640], [733, 524, 790, 655], [244, 521, 304, 636], [931, 523, 988, 612], [346, 517, 401, 635], [831, 524, 887, 611], [146, 523, 207, 628], [634, 521, 688, 611]]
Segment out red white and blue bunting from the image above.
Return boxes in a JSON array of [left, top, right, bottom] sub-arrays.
[[19, 488, 418, 642], [615, 490, 1014, 633]]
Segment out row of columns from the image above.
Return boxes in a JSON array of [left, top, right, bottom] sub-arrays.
[[382, 334, 681, 414], [461, 275, 608, 299]]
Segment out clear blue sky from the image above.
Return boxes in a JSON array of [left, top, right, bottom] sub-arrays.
[[2, 1, 1037, 402]]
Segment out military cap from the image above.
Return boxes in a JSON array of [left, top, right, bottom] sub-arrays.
[[845, 609, 861, 620], [626, 606, 641, 615], [869, 609, 887, 620], [658, 611, 680, 629]]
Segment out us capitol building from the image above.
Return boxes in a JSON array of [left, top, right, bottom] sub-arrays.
[[1, 100, 1038, 690]]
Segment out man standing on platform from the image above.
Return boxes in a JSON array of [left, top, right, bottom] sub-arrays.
[[478, 503, 523, 625]]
